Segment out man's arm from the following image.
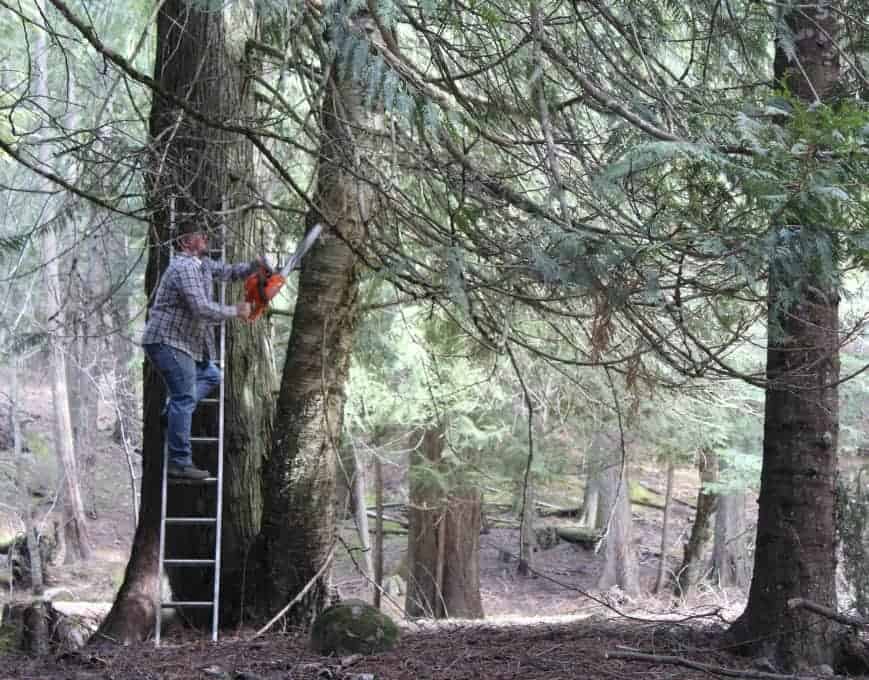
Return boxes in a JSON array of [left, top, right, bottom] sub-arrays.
[[205, 258, 258, 282], [176, 260, 241, 321]]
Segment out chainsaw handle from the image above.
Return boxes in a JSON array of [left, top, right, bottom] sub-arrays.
[[243, 267, 286, 321]]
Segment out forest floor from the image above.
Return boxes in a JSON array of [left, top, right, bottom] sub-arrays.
[[0, 368, 790, 679], [10, 614, 789, 680]]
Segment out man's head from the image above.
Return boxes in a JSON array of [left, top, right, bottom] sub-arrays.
[[178, 230, 209, 257]]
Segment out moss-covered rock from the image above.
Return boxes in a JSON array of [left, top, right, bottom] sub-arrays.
[[310, 599, 399, 656]]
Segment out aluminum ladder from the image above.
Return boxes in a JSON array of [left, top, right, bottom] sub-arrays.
[[155, 210, 227, 644]]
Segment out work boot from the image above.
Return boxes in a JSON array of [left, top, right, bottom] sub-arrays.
[[167, 464, 210, 480]]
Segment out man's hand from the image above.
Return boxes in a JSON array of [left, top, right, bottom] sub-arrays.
[[236, 302, 253, 320], [252, 256, 274, 274]]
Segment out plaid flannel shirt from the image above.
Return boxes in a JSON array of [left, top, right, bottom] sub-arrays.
[[141, 253, 254, 361]]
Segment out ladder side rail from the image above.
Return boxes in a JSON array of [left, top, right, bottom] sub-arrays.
[[211, 218, 227, 641], [155, 195, 177, 645]]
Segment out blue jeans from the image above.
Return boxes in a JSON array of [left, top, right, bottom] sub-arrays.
[[143, 343, 221, 468]]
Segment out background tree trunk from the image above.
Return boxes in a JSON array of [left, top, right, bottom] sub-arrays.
[[729, 4, 841, 667], [654, 461, 675, 594], [583, 433, 608, 530], [406, 426, 483, 619], [713, 490, 750, 589], [339, 444, 374, 584], [597, 463, 638, 595], [675, 450, 718, 597], [517, 477, 535, 577], [373, 457, 383, 609], [406, 427, 443, 617], [33, 8, 91, 564], [13, 359, 44, 597]]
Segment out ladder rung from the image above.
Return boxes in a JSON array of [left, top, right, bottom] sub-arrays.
[[165, 517, 217, 525], [190, 436, 219, 443], [164, 558, 216, 566], [162, 601, 213, 608], [168, 477, 217, 485]]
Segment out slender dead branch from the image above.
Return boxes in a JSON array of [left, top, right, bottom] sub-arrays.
[[788, 597, 869, 628], [252, 543, 336, 639], [606, 650, 819, 679]]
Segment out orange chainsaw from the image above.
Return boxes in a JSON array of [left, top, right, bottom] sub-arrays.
[[244, 223, 324, 321]]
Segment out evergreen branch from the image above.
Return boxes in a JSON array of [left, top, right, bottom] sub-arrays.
[[0, 135, 147, 222]]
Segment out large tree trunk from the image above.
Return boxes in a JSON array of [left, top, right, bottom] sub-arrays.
[[250, 10, 382, 626], [406, 426, 484, 619], [729, 4, 841, 667], [97, 0, 272, 641], [597, 463, 638, 595], [674, 450, 718, 597]]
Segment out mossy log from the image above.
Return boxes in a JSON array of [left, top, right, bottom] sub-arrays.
[[555, 526, 603, 548]]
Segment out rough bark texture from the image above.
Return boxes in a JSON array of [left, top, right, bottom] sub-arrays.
[[729, 4, 841, 667], [94, 348, 163, 643], [597, 463, 638, 595], [675, 450, 718, 597], [251, 12, 381, 624], [713, 491, 750, 589], [406, 426, 484, 619], [441, 483, 484, 618], [152, 2, 273, 628], [97, 0, 272, 641]]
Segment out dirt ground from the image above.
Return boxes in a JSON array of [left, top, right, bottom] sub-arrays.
[[0, 367, 780, 679], [10, 615, 788, 680]]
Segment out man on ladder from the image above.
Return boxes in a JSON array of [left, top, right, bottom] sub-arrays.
[[141, 221, 257, 480]]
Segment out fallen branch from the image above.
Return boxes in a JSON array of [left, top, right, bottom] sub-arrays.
[[252, 543, 336, 639], [788, 597, 869, 627], [606, 650, 818, 680], [637, 481, 696, 509], [364, 502, 405, 511], [368, 528, 407, 536], [485, 516, 520, 527], [365, 511, 408, 528], [538, 505, 582, 518]]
